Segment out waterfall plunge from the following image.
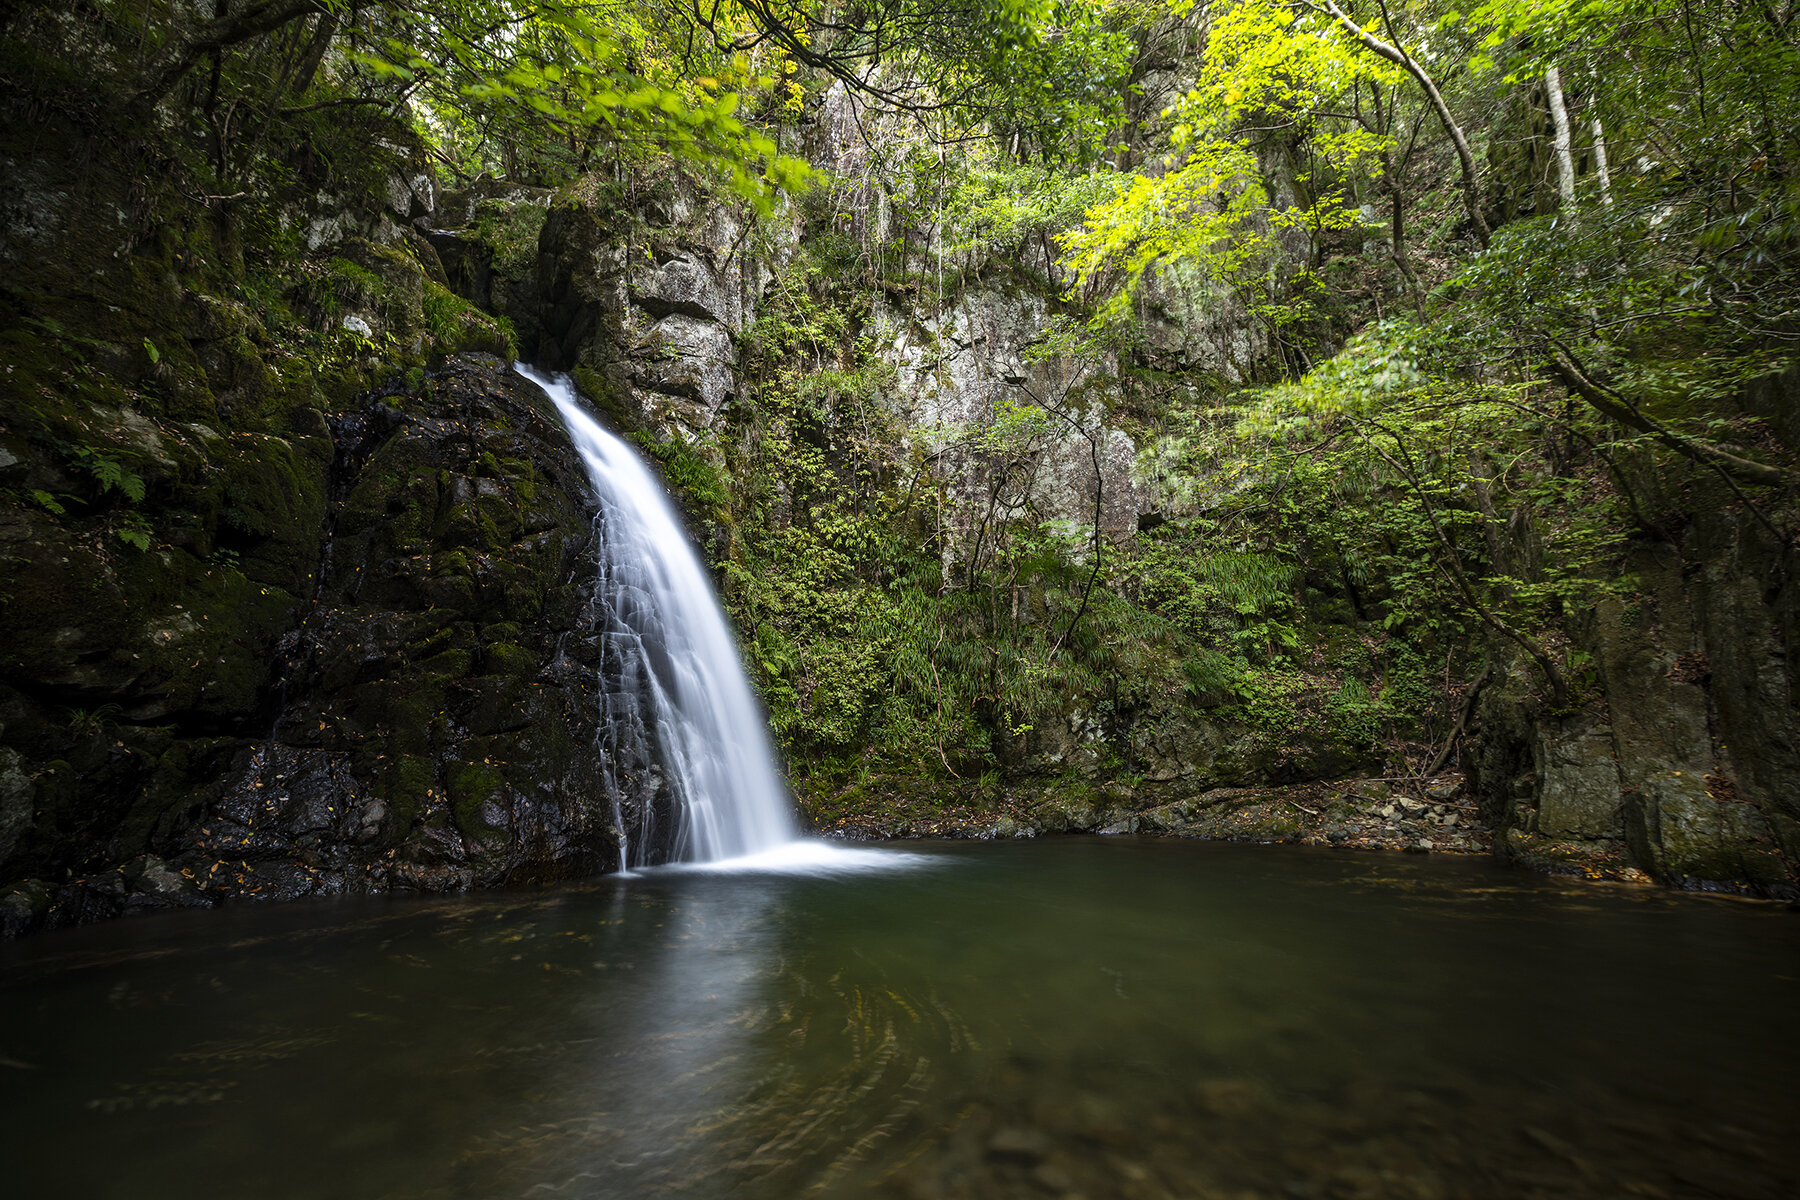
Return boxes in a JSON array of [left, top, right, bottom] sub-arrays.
[[519, 365, 799, 867]]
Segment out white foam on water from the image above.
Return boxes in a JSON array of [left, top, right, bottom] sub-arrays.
[[665, 839, 943, 875]]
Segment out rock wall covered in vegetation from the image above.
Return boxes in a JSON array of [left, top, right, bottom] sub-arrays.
[[4, 2, 1797, 937], [0, 13, 632, 933], [1472, 451, 1800, 891]]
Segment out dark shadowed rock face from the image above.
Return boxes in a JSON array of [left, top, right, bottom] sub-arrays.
[[1469, 501, 1799, 898], [0, 355, 642, 936]]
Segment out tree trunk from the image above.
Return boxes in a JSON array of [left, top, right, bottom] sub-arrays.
[[1546, 344, 1790, 489], [1385, 147, 1425, 316], [133, 0, 325, 108], [1591, 116, 1615, 208], [1545, 64, 1578, 216], [1465, 448, 1513, 580], [1314, 0, 1491, 247]]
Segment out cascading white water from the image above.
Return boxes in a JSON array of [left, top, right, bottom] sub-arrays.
[[518, 364, 798, 866]]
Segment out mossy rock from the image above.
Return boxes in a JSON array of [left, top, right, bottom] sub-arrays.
[[480, 642, 539, 679], [446, 762, 510, 840]]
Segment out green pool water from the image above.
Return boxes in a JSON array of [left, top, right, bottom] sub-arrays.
[[3, 838, 1795, 1199]]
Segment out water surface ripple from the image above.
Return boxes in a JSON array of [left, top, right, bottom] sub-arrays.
[[3, 839, 1796, 1199]]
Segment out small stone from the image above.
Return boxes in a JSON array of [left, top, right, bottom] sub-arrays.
[[356, 799, 389, 843], [0, 879, 52, 939], [1194, 1078, 1262, 1118], [1107, 1157, 1150, 1183], [121, 855, 208, 908], [988, 1126, 1052, 1163]]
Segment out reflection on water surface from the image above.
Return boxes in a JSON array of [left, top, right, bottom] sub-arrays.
[[3, 838, 1796, 1199]]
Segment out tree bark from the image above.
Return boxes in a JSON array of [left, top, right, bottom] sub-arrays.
[[1546, 343, 1790, 489], [1591, 116, 1615, 208], [1465, 448, 1513, 580], [1544, 64, 1578, 216]]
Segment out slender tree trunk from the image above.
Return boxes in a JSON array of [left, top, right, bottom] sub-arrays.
[[1591, 116, 1615, 208], [1465, 448, 1513, 581], [1545, 64, 1578, 215], [1546, 342, 1790, 488], [133, 0, 324, 108], [1313, 0, 1491, 247], [1385, 147, 1425, 316]]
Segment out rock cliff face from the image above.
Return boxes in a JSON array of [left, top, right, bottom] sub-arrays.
[[354, 156, 1800, 900], [1471, 484, 1799, 896], [1, 355, 647, 936], [0, 19, 647, 934]]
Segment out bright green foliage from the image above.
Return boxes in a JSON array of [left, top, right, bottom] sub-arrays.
[[70, 447, 148, 505], [1062, 0, 1384, 335], [967, 0, 1140, 164], [724, 0, 1138, 163], [945, 164, 1128, 267], [1136, 546, 1300, 660], [629, 430, 730, 515], [347, 0, 813, 204], [1439, 0, 1800, 385]]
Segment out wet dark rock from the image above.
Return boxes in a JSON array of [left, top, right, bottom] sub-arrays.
[[120, 855, 208, 910], [0, 355, 647, 933], [0, 878, 51, 939], [0, 745, 31, 865]]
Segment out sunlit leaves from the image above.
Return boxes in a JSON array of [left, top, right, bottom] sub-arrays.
[[1061, 0, 1403, 334], [357, 0, 811, 205]]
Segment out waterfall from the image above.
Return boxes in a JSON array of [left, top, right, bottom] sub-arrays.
[[518, 365, 798, 867]]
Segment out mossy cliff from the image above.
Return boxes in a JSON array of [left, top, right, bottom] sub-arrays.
[[0, 342, 644, 934], [3, 7, 1797, 933], [0, 11, 605, 934]]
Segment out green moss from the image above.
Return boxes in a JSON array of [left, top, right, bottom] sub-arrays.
[[380, 754, 437, 834], [571, 366, 629, 423], [212, 434, 330, 587], [422, 280, 515, 358], [446, 762, 509, 841], [481, 642, 539, 678], [325, 258, 385, 310], [416, 648, 472, 680], [471, 200, 548, 278]]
